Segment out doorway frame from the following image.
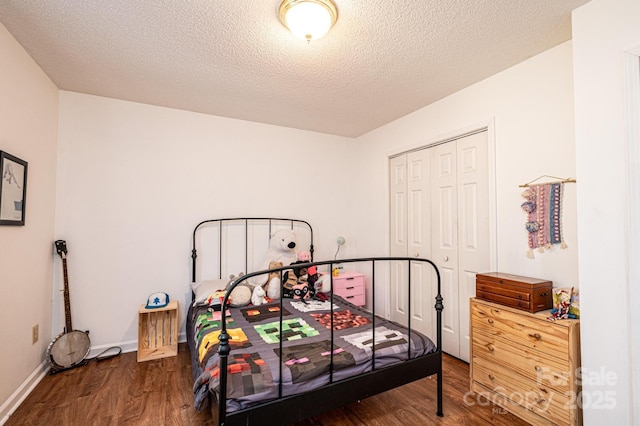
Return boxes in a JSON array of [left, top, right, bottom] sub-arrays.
[[623, 46, 640, 422]]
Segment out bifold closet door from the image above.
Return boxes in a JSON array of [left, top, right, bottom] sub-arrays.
[[390, 131, 489, 362], [431, 131, 489, 362], [389, 150, 435, 339]]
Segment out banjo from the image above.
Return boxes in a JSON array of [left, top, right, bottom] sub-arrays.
[[47, 240, 91, 372]]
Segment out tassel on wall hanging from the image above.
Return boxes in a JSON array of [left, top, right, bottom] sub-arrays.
[[520, 175, 576, 258]]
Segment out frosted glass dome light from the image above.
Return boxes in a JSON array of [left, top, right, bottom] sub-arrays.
[[279, 0, 338, 42]]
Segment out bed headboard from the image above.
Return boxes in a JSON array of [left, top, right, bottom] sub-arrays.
[[191, 217, 314, 283]]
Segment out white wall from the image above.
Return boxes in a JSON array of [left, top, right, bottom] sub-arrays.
[[0, 24, 59, 421], [572, 0, 640, 423], [353, 41, 578, 314], [54, 92, 355, 352]]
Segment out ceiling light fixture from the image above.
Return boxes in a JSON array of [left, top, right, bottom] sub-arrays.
[[278, 0, 338, 43]]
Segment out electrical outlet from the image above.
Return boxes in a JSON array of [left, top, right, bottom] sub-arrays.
[[32, 324, 39, 344]]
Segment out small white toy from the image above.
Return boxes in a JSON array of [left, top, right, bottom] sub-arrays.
[[251, 285, 267, 306]]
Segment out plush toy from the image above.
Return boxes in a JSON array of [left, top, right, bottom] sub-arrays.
[[251, 285, 267, 306], [296, 250, 320, 294], [314, 274, 332, 294], [297, 250, 311, 262], [549, 287, 573, 320], [282, 259, 313, 302], [263, 261, 283, 299], [224, 273, 252, 307], [249, 229, 298, 299]]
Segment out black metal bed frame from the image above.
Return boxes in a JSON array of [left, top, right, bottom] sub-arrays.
[[190, 218, 443, 426]]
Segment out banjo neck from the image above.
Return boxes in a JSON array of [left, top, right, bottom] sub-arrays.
[[55, 240, 73, 332], [61, 256, 73, 332]]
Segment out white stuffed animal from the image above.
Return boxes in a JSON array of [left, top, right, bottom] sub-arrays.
[[251, 285, 267, 306], [249, 229, 298, 300], [314, 274, 332, 294]]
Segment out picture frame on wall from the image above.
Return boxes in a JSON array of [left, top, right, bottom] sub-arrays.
[[0, 151, 28, 226]]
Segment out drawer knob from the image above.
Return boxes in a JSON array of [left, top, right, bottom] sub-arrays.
[[486, 344, 494, 352], [487, 319, 494, 324], [529, 333, 542, 340], [488, 373, 495, 381], [415, 252, 420, 257], [443, 255, 449, 262], [534, 397, 546, 404]]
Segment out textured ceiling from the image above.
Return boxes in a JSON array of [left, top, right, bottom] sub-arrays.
[[0, 0, 589, 137]]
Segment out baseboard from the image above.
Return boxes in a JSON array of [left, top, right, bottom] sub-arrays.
[[88, 339, 138, 357], [0, 360, 48, 426], [87, 333, 186, 357]]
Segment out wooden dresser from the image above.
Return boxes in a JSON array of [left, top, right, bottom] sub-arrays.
[[470, 298, 581, 425]]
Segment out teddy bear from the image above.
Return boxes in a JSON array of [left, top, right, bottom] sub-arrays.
[[248, 261, 282, 306], [263, 261, 283, 299], [248, 229, 298, 299]]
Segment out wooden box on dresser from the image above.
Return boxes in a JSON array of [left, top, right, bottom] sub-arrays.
[[470, 298, 581, 425]]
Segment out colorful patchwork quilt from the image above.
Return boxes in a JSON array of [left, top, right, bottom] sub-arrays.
[[187, 296, 436, 413]]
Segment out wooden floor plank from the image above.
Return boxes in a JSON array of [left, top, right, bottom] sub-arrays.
[[6, 343, 528, 425]]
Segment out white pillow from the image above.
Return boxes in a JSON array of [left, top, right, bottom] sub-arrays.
[[192, 279, 228, 306]]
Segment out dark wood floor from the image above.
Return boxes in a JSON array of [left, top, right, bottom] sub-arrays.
[[6, 344, 527, 425]]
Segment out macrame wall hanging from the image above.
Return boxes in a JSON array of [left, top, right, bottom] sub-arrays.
[[520, 175, 576, 258]]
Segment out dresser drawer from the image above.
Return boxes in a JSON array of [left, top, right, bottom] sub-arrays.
[[477, 281, 532, 300], [332, 272, 365, 306], [476, 290, 531, 311], [333, 273, 365, 292], [472, 330, 571, 392], [471, 299, 569, 358], [336, 293, 365, 306], [473, 359, 571, 425]]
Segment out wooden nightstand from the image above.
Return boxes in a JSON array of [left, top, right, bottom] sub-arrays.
[[137, 300, 179, 362], [332, 271, 366, 306]]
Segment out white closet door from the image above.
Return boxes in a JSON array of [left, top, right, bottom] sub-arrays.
[[389, 154, 408, 326], [431, 131, 489, 361], [431, 142, 460, 358], [406, 149, 433, 337], [456, 132, 490, 362], [389, 151, 433, 338]]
